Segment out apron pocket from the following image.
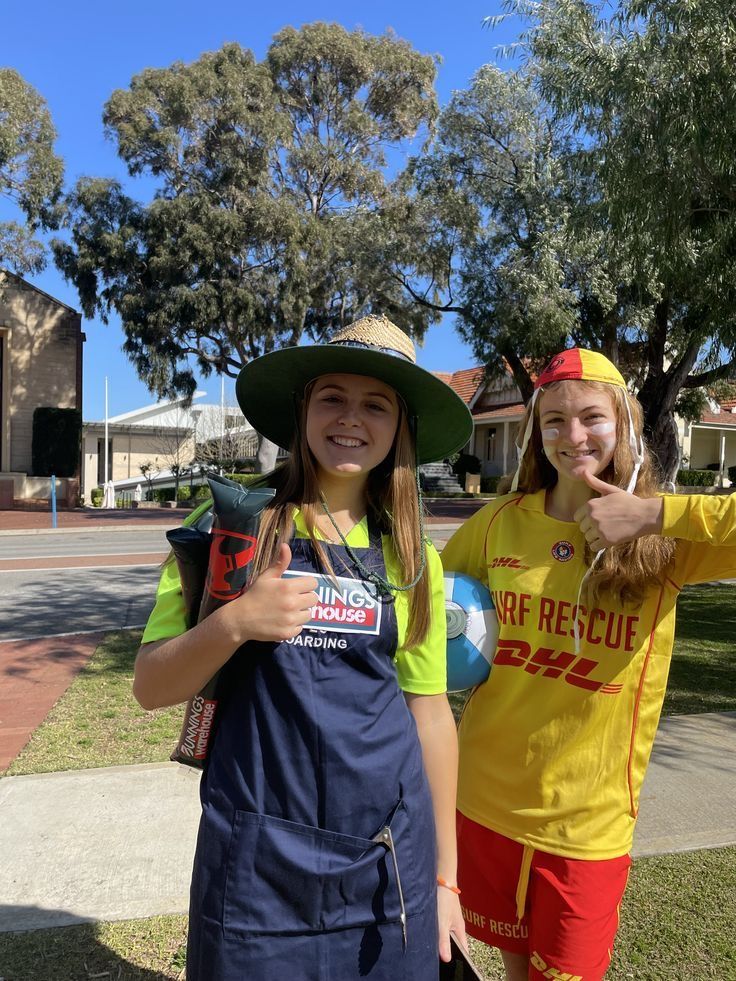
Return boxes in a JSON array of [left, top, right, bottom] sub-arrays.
[[222, 803, 413, 938]]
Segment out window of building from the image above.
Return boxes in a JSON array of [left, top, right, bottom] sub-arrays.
[[486, 428, 497, 462]]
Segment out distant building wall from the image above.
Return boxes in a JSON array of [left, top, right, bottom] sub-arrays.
[[0, 274, 83, 501]]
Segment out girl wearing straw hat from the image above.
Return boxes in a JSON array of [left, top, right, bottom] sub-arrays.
[[134, 315, 472, 980], [442, 348, 736, 981]]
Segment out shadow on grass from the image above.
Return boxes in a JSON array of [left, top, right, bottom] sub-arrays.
[[0, 906, 185, 980], [674, 584, 736, 644]]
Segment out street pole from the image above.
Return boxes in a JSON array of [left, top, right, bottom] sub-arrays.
[[104, 376, 109, 486], [220, 375, 225, 474]]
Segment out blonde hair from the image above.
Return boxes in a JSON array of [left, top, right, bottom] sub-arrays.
[[251, 380, 431, 648], [500, 380, 676, 605]]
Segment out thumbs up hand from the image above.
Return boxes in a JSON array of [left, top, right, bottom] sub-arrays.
[[573, 471, 663, 550], [221, 543, 319, 645]]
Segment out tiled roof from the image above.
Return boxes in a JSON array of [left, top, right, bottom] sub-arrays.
[[472, 404, 525, 422], [434, 367, 485, 404], [695, 411, 736, 427]]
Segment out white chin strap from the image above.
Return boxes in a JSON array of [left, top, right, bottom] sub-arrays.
[[623, 393, 645, 494]]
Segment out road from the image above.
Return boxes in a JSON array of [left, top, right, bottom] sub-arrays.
[[0, 529, 170, 641], [0, 528, 170, 564], [0, 523, 462, 641], [0, 566, 162, 642]]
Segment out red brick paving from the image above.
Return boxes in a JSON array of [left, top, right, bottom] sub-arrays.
[[0, 632, 106, 771], [0, 507, 190, 531]]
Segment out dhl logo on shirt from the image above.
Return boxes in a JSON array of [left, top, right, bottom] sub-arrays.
[[282, 570, 382, 635], [494, 639, 623, 694]]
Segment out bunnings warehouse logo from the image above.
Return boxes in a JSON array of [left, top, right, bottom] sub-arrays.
[[283, 571, 382, 635]]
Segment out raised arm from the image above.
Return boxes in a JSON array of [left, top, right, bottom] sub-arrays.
[[134, 544, 317, 710]]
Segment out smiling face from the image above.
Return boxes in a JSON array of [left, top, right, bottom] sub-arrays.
[[537, 381, 618, 485], [305, 373, 401, 483]]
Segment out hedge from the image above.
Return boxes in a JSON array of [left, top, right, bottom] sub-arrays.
[[677, 468, 717, 486], [451, 453, 481, 481], [32, 407, 82, 477], [480, 475, 500, 493], [224, 472, 263, 486]]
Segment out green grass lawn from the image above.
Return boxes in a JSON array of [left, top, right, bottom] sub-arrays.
[[2, 584, 735, 979], [6, 630, 182, 775]]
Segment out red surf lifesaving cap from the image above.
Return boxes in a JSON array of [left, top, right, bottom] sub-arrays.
[[535, 348, 627, 390]]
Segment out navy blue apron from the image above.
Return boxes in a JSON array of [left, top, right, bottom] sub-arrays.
[[186, 522, 439, 980]]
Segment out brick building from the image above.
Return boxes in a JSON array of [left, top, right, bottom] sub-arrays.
[[0, 273, 84, 507]]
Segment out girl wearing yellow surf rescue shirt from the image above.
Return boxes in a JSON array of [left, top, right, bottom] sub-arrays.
[[442, 348, 736, 981]]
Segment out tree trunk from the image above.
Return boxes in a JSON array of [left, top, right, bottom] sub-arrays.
[[255, 434, 279, 474], [644, 408, 681, 486]]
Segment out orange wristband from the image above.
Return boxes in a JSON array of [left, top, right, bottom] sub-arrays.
[[437, 876, 461, 895]]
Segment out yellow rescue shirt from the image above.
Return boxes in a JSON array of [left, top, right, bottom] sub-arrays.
[[441, 490, 736, 859]]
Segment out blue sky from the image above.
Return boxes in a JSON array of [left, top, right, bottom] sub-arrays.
[[3, 0, 516, 419]]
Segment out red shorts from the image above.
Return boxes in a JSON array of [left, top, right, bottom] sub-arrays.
[[457, 812, 631, 981]]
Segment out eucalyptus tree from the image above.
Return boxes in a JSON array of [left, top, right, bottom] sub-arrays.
[[53, 25, 438, 468], [390, 64, 634, 401], [0, 68, 64, 275], [499, 0, 736, 477]]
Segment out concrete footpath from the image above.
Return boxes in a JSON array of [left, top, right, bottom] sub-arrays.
[[1, 711, 734, 933]]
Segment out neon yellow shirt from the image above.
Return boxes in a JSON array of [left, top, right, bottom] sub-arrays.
[[142, 505, 447, 695], [441, 490, 736, 860]]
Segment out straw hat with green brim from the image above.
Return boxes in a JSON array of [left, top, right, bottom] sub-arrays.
[[235, 315, 473, 465]]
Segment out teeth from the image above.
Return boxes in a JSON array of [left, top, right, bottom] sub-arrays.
[[331, 436, 363, 447]]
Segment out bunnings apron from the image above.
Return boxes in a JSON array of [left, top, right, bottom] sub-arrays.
[[186, 524, 438, 980]]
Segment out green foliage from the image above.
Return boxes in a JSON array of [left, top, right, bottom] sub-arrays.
[[90, 487, 103, 506], [153, 487, 176, 502], [728, 465, 736, 484], [0, 68, 64, 274], [31, 407, 81, 477], [53, 27, 439, 403], [481, 475, 500, 493], [677, 469, 717, 487], [224, 472, 263, 486], [451, 452, 481, 479], [395, 1, 736, 481]]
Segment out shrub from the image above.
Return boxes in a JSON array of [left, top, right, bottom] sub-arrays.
[[153, 487, 176, 502], [677, 468, 717, 486], [225, 472, 263, 486], [90, 487, 103, 506], [451, 453, 481, 482], [32, 407, 82, 477], [481, 476, 500, 494], [728, 465, 736, 484], [177, 486, 192, 501]]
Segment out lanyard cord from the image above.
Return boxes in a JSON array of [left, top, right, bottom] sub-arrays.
[[318, 467, 427, 595]]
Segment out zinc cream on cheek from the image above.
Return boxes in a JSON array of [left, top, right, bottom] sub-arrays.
[[541, 428, 559, 457], [589, 421, 616, 453]]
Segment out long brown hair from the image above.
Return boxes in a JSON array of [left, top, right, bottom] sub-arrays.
[[251, 380, 432, 648], [501, 380, 676, 605]]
